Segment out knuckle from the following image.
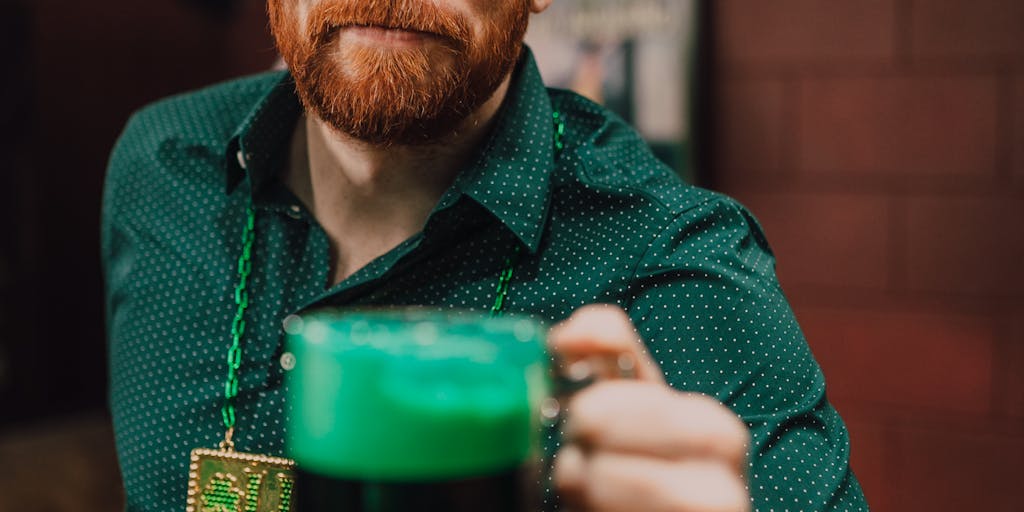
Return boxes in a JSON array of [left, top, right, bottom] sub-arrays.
[[714, 419, 750, 467], [552, 444, 585, 491], [675, 393, 750, 463], [576, 304, 635, 333], [578, 302, 628, 317], [665, 464, 749, 512], [719, 411, 750, 458], [563, 383, 609, 442]]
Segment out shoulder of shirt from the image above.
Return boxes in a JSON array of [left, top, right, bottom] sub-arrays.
[[546, 87, 725, 218], [541, 90, 772, 264], [115, 70, 289, 154], [104, 71, 288, 220]]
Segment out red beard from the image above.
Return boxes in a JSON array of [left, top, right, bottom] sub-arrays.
[[268, 0, 530, 145]]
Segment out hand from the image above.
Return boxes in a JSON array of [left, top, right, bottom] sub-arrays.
[[548, 305, 751, 512]]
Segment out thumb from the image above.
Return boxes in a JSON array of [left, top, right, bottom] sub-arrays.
[[547, 304, 665, 384]]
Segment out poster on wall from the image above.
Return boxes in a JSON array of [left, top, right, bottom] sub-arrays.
[[525, 0, 698, 179]]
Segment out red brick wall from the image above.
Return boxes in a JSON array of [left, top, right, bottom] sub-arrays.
[[711, 1, 1024, 510]]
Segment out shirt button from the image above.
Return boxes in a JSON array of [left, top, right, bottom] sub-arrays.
[[236, 150, 248, 170], [287, 204, 302, 219], [279, 352, 296, 371], [282, 314, 304, 334]]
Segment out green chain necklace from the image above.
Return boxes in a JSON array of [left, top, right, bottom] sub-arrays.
[[185, 111, 566, 512]]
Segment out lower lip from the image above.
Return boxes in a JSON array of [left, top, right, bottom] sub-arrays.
[[341, 26, 435, 47]]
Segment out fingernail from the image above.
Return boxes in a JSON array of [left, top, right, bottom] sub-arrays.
[[616, 353, 636, 379], [553, 443, 586, 490]]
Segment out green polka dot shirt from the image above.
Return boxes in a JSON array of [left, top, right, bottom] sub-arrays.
[[102, 49, 867, 512]]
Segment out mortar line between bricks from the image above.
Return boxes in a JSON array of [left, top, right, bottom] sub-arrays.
[[988, 314, 1015, 421], [719, 60, 1018, 80], [894, 0, 913, 68], [839, 403, 1024, 438], [995, 71, 1015, 183], [886, 195, 906, 296], [781, 73, 800, 178]]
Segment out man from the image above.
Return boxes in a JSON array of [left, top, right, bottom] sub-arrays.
[[103, 0, 868, 510]]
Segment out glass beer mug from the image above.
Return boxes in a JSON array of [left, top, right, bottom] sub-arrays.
[[283, 308, 553, 511]]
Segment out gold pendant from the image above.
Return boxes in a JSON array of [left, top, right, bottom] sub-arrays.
[[186, 442, 296, 512]]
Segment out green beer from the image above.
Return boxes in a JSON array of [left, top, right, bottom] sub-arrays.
[[284, 309, 551, 511]]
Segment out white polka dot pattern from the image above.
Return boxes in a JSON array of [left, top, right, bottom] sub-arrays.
[[102, 49, 867, 511]]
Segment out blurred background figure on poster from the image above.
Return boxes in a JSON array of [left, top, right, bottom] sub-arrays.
[[526, 0, 698, 179]]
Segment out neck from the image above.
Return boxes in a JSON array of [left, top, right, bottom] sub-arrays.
[[284, 75, 512, 285]]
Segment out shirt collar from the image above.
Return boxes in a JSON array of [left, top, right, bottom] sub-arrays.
[[224, 47, 556, 254], [224, 72, 302, 194], [446, 47, 555, 254]]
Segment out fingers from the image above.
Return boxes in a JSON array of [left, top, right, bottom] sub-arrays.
[[553, 447, 751, 512], [548, 306, 751, 511], [548, 304, 665, 383], [565, 381, 750, 474]]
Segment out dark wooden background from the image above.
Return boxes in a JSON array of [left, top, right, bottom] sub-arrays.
[[0, 0, 276, 508], [0, 0, 276, 423]]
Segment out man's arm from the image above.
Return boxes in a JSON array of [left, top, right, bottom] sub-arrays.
[[623, 196, 868, 511], [548, 305, 752, 511]]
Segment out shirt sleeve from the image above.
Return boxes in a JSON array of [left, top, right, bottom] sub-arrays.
[[101, 112, 143, 334], [625, 196, 869, 511]]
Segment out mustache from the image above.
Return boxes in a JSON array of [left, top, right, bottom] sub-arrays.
[[308, 0, 473, 49]]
